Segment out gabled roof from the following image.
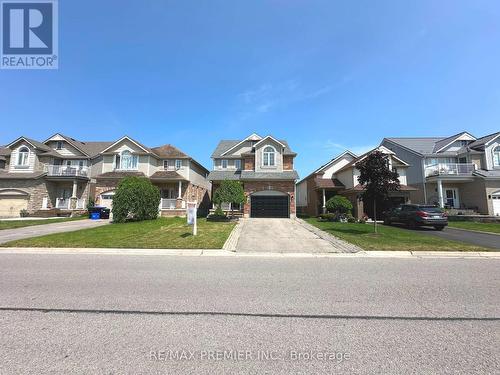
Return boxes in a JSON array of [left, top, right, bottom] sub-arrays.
[[297, 150, 358, 185], [219, 133, 263, 156], [212, 138, 296, 158], [0, 146, 11, 156], [433, 131, 476, 153], [384, 137, 444, 155], [468, 132, 500, 150], [253, 135, 286, 149], [151, 144, 189, 159], [100, 136, 154, 154], [6, 136, 52, 151], [335, 147, 409, 174], [43, 133, 91, 157]]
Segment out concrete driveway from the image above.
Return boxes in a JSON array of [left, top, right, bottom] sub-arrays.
[[235, 218, 355, 253], [0, 219, 110, 244]]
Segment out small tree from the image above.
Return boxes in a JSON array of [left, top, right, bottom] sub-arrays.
[[213, 180, 245, 218], [112, 177, 161, 223], [326, 195, 353, 220], [357, 151, 400, 233]]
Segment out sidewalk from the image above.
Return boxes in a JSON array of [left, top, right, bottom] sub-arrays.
[[0, 247, 499, 258]]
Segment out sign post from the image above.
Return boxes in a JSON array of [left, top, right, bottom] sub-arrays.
[[186, 201, 197, 236]]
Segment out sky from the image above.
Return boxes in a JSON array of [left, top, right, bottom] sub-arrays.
[[1, 0, 500, 178]]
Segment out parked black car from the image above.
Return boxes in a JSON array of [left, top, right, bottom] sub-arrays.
[[384, 204, 448, 231]]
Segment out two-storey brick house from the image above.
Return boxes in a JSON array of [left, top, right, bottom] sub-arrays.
[[0, 134, 210, 218], [208, 133, 299, 218]]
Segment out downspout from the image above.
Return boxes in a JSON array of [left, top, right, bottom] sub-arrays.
[[421, 158, 427, 204]]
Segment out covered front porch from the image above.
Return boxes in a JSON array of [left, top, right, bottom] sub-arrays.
[[44, 178, 89, 211], [425, 176, 478, 211], [151, 178, 189, 216]]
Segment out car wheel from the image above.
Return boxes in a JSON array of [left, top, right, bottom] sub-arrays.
[[408, 220, 417, 230], [434, 226, 445, 231], [384, 218, 391, 225]]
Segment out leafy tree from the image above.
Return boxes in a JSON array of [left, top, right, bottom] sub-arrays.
[[325, 195, 353, 219], [213, 180, 245, 218], [112, 177, 161, 223], [357, 151, 400, 233], [86, 196, 95, 212]]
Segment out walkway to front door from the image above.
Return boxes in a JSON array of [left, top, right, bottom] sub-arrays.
[[235, 218, 357, 253]]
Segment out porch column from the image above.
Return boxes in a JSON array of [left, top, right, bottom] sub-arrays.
[[437, 179, 444, 208], [178, 181, 182, 198], [322, 189, 326, 214], [70, 180, 78, 210]]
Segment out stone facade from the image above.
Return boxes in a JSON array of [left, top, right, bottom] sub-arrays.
[[283, 155, 294, 170], [244, 156, 255, 171], [242, 180, 296, 218], [0, 178, 50, 212]]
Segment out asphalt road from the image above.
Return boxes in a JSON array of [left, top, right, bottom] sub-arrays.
[[0, 219, 109, 244], [0, 254, 498, 374]]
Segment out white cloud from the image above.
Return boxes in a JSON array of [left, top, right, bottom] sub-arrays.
[[323, 140, 376, 156]]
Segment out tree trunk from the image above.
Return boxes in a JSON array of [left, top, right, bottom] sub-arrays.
[[373, 199, 378, 234]]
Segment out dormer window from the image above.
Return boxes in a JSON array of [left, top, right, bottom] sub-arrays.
[[263, 146, 276, 167], [175, 159, 182, 169], [56, 141, 63, 150], [221, 159, 228, 169], [459, 140, 469, 147], [17, 147, 29, 166], [494, 146, 500, 167], [234, 159, 241, 170], [117, 150, 138, 170]]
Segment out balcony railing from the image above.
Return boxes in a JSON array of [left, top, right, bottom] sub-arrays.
[[45, 165, 89, 177], [56, 198, 70, 209], [425, 163, 476, 177], [160, 198, 178, 210]]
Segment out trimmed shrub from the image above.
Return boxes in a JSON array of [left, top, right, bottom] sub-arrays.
[[326, 195, 353, 216], [19, 209, 29, 218], [112, 177, 160, 223], [318, 213, 336, 222]]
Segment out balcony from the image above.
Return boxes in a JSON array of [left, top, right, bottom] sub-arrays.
[[45, 165, 89, 177], [425, 163, 476, 177]]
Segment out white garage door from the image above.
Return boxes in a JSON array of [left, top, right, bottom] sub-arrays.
[[99, 191, 115, 209], [493, 192, 500, 216], [0, 196, 28, 218]]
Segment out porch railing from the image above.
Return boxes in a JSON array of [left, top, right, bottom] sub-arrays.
[[45, 165, 89, 177], [56, 198, 70, 209], [160, 198, 177, 210], [425, 163, 475, 177]]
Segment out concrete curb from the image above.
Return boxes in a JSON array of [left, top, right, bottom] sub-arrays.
[[0, 247, 499, 258]]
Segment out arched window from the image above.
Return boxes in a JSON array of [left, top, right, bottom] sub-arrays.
[[263, 146, 276, 167], [494, 146, 500, 167], [17, 147, 29, 166], [120, 150, 138, 170]]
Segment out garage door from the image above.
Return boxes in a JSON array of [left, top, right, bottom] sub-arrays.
[[493, 192, 500, 216], [250, 196, 289, 218], [99, 191, 115, 209], [0, 196, 28, 218]]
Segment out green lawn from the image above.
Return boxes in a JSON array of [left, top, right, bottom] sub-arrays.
[[2, 217, 235, 249], [448, 221, 500, 234], [305, 218, 493, 251], [0, 216, 86, 231]]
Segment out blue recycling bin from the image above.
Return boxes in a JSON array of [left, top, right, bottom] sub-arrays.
[[90, 212, 100, 220]]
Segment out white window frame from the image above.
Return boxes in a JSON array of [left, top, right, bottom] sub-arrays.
[[221, 159, 228, 169], [119, 150, 138, 170], [262, 146, 276, 167], [493, 146, 500, 167], [175, 159, 182, 170], [234, 159, 241, 170], [56, 141, 63, 150], [163, 160, 170, 170], [17, 147, 30, 166]]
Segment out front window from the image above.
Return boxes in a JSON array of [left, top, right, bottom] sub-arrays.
[[494, 146, 500, 167], [234, 159, 241, 170], [175, 159, 182, 169], [17, 147, 29, 166], [221, 159, 228, 169], [263, 146, 276, 167], [119, 151, 138, 170], [163, 160, 170, 170]]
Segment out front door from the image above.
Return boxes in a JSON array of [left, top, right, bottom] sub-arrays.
[[444, 188, 459, 208]]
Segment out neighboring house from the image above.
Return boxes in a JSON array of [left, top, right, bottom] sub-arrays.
[[296, 146, 416, 219], [207, 133, 299, 218], [382, 131, 500, 216], [0, 134, 210, 218]]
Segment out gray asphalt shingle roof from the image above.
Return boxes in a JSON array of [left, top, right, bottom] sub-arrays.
[[473, 169, 500, 178], [468, 132, 500, 150], [211, 139, 296, 158], [385, 137, 444, 155]]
